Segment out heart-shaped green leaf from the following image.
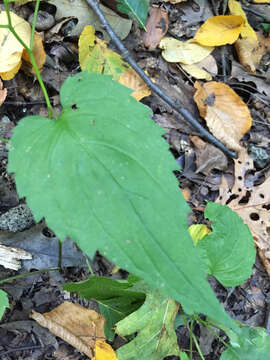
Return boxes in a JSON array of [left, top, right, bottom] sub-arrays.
[[8, 71, 235, 330]]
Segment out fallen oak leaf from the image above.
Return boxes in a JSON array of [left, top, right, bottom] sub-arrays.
[[193, 15, 244, 46], [194, 81, 252, 151]]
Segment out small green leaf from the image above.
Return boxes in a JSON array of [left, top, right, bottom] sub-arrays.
[[0, 290, 9, 320], [221, 326, 270, 360], [8, 71, 236, 330], [180, 352, 190, 360], [117, 0, 149, 29], [116, 285, 179, 360], [197, 202, 256, 286], [63, 275, 145, 341]]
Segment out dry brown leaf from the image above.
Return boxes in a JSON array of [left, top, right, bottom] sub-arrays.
[[217, 148, 270, 268], [234, 32, 270, 73], [142, 6, 168, 50], [194, 81, 252, 151], [30, 302, 117, 359], [235, 37, 261, 73], [0, 11, 31, 79], [190, 135, 228, 175], [22, 33, 46, 74], [193, 15, 244, 46], [118, 68, 151, 100], [0, 79, 7, 106]]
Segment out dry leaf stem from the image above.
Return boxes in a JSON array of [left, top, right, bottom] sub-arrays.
[[86, 0, 238, 159]]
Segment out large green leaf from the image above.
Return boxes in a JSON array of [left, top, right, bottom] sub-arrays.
[[220, 326, 270, 360], [197, 202, 256, 286], [0, 290, 9, 320], [116, 0, 149, 29], [8, 71, 235, 330], [116, 286, 180, 360], [62, 275, 145, 340]]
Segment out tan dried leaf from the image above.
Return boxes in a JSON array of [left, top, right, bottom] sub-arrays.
[[143, 6, 168, 50], [22, 33, 46, 74], [194, 81, 252, 151], [118, 69, 151, 100], [217, 148, 270, 272], [0, 245, 32, 270], [30, 302, 117, 359]]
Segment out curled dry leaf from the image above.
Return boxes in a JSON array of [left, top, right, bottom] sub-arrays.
[[159, 38, 213, 64], [118, 68, 151, 100], [194, 81, 252, 151], [143, 6, 168, 50], [235, 32, 270, 73], [0, 11, 31, 80], [193, 15, 244, 46], [0, 79, 7, 106], [30, 302, 117, 359], [190, 135, 228, 175], [228, 0, 257, 39], [217, 148, 270, 274]]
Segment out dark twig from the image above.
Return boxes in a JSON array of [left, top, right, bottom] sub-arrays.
[[242, 5, 270, 23], [86, 0, 238, 159]]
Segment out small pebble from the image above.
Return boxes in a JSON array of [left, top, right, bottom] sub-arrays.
[[28, 11, 55, 31], [0, 204, 34, 232]]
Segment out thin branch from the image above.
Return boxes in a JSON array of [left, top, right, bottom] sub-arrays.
[[86, 0, 238, 159]]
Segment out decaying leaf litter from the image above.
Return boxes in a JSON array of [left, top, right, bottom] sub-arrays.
[[0, 0, 270, 359]]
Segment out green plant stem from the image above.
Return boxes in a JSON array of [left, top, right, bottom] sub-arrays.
[[195, 316, 229, 348], [0, 137, 9, 143], [191, 332, 206, 360], [2, 0, 53, 118], [0, 267, 60, 285], [189, 319, 193, 360], [30, 0, 41, 50]]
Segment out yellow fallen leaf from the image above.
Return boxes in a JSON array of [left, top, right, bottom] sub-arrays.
[[189, 224, 211, 245], [30, 302, 113, 358], [194, 81, 252, 151], [181, 63, 212, 81], [228, 0, 257, 39], [79, 25, 129, 80], [22, 33, 46, 74], [159, 37, 213, 64], [93, 340, 118, 360], [253, 0, 270, 2], [118, 68, 151, 100], [0, 61, 21, 81], [193, 15, 244, 46], [0, 11, 31, 79]]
